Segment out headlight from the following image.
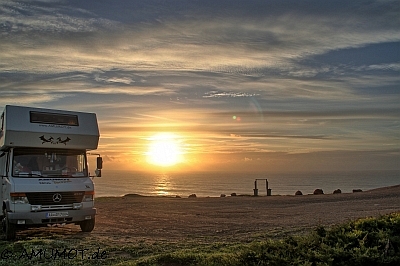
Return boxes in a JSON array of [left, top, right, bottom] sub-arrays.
[[83, 191, 94, 202], [10, 192, 29, 204]]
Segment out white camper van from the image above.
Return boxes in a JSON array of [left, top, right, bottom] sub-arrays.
[[0, 105, 102, 240]]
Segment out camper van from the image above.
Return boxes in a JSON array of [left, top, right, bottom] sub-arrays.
[[0, 105, 102, 240]]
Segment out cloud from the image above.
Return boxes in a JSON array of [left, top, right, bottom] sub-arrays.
[[203, 91, 259, 98], [0, 0, 118, 34], [0, 92, 67, 107], [2, 0, 399, 76]]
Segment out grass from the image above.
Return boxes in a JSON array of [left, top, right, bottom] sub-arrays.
[[0, 212, 399, 265]]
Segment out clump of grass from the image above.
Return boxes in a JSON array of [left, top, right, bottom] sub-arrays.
[[137, 212, 400, 266]]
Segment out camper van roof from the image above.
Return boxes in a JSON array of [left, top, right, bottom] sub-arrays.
[[0, 105, 100, 150]]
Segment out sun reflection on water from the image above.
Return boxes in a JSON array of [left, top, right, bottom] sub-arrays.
[[154, 174, 172, 196]]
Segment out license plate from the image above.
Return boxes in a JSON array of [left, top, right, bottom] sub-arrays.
[[46, 212, 69, 218]]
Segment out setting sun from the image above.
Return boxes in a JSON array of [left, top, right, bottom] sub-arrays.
[[146, 133, 183, 167]]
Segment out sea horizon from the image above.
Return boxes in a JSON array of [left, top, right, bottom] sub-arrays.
[[94, 169, 400, 198]]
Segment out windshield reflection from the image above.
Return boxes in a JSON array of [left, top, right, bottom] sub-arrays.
[[13, 148, 87, 177]]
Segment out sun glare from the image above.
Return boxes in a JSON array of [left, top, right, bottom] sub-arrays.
[[146, 133, 183, 167]]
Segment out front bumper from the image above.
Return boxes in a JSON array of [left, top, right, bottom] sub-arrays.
[[7, 208, 96, 225]]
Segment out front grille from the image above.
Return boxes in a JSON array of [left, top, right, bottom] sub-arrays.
[[41, 204, 74, 210], [26, 192, 84, 205]]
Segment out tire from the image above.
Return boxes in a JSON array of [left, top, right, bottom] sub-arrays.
[[2, 210, 16, 240], [80, 217, 95, 232]]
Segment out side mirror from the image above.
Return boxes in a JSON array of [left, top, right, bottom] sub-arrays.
[[96, 157, 103, 169], [95, 157, 103, 177]]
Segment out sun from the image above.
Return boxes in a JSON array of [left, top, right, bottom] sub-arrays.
[[146, 133, 183, 167]]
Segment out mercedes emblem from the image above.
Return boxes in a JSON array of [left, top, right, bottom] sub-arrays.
[[52, 193, 62, 203]]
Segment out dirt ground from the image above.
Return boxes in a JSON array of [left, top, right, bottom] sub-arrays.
[[14, 185, 400, 244]]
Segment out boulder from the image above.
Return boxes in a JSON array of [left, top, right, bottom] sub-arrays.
[[333, 189, 342, 194], [313, 189, 324, 195], [231, 193, 237, 197], [353, 189, 363, 193], [295, 190, 303, 196], [188, 194, 197, 198], [220, 194, 226, 197]]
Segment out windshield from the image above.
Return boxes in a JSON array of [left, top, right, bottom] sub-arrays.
[[12, 148, 87, 177]]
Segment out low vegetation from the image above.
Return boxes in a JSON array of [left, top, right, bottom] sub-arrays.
[[1, 212, 399, 266]]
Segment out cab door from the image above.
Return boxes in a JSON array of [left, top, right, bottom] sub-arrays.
[[0, 151, 11, 210]]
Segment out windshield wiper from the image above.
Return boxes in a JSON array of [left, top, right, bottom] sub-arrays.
[[45, 174, 76, 178], [16, 173, 44, 177], [30, 173, 44, 177]]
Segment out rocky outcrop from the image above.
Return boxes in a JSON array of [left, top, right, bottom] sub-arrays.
[[313, 189, 324, 195]]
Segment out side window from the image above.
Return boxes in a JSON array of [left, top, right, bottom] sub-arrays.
[[0, 112, 3, 130], [0, 112, 4, 140], [0, 151, 8, 176]]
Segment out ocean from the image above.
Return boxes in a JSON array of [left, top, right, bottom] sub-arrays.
[[93, 169, 399, 198]]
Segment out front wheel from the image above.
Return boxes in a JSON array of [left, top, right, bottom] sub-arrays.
[[2, 210, 16, 240], [80, 217, 95, 232]]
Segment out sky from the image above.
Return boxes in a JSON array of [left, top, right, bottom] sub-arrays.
[[1, 0, 399, 173]]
